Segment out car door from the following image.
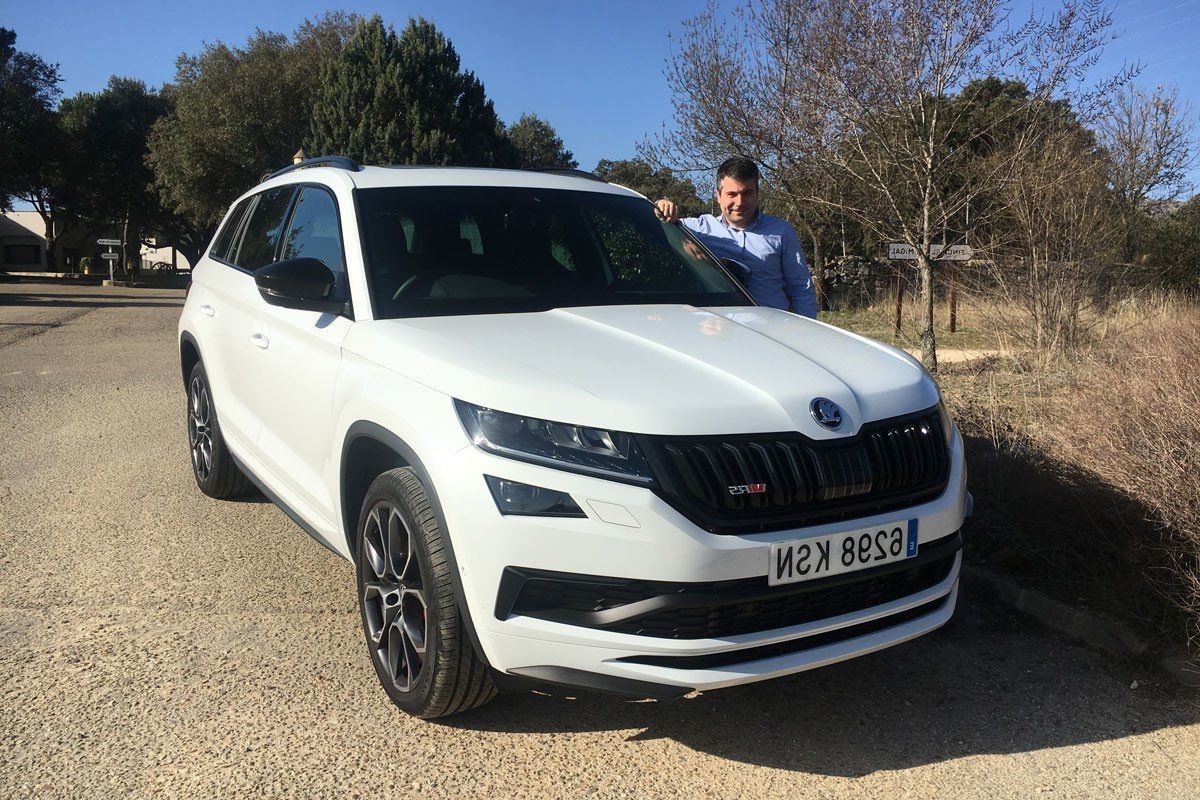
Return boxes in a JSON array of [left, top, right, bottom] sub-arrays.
[[243, 185, 354, 527], [192, 193, 272, 451], [188, 199, 250, 423], [204, 185, 299, 456]]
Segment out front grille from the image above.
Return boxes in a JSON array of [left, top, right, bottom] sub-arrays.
[[496, 532, 961, 639], [638, 407, 949, 533]]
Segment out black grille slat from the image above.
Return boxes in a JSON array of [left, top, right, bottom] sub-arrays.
[[781, 442, 817, 505], [750, 442, 788, 506], [642, 408, 950, 534], [665, 444, 715, 508], [504, 537, 961, 640], [619, 598, 949, 668], [813, 445, 873, 500]]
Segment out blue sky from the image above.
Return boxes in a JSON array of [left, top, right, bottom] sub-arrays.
[[5, 0, 1200, 183]]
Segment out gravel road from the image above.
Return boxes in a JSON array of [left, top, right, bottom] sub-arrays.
[[1, 281, 1198, 799]]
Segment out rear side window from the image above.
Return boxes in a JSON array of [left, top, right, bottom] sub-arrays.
[[209, 198, 253, 262], [234, 187, 297, 270]]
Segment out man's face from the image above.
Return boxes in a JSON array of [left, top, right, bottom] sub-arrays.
[[716, 176, 759, 227]]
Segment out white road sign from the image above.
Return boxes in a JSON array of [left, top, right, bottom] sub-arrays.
[[100, 252, 120, 260], [97, 238, 122, 246], [929, 244, 974, 261], [888, 243, 974, 261]]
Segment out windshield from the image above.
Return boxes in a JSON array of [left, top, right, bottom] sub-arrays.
[[356, 186, 752, 318]]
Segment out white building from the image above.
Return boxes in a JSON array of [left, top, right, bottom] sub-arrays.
[[0, 210, 192, 273]]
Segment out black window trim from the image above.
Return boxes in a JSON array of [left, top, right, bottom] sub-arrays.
[[208, 182, 356, 319]]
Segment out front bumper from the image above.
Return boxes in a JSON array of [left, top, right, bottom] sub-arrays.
[[431, 429, 968, 695]]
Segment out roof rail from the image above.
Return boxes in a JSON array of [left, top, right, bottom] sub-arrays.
[[267, 155, 362, 181], [533, 168, 607, 183]]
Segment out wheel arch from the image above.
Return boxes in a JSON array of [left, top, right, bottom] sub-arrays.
[[338, 420, 496, 672], [339, 421, 415, 555], [179, 331, 203, 389]]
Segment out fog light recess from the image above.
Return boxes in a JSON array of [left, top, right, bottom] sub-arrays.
[[484, 476, 587, 518]]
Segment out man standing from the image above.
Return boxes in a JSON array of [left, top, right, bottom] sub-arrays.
[[656, 157, 817, 318]]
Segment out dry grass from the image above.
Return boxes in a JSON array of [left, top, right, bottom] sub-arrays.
[[821, 294, 1006, 352], [1045, 312, 1200, 644], [833, 291, 1200, 650]]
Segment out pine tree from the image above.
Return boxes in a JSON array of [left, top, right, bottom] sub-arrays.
[[308, 16, 515, 167]]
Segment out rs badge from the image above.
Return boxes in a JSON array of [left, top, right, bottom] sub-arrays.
[[728, 483, 767, 495]]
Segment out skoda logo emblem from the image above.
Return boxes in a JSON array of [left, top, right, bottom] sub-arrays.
[[810, 397, 844, 430]]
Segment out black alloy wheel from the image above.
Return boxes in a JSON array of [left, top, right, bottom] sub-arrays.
[[355, 467, 496, 718], [185, 362, 251, 498]]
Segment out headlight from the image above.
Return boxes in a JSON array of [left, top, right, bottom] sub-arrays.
[[454, 400, 654, 484], [937, 400, 955, 445]]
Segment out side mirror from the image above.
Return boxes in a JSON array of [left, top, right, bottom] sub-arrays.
[[254, 258, 345, 315], [721, 258, 752, 288]]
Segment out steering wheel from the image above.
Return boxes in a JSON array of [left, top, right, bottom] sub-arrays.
[[391, 271, 440, 301]]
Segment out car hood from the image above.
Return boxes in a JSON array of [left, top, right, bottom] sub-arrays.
[[345, 305, 937, 437]]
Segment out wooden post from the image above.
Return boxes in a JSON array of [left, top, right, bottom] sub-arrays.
[[948, 262, 958, 333], [893, 267, 903, 337]]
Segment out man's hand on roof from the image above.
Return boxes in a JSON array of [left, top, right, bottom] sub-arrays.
[[654, 198, 680, 224]]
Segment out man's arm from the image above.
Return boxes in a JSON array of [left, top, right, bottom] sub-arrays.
[[781, 224, 817, 318]]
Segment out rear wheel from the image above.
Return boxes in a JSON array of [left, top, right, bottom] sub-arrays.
[[186, 362, 252, 498], [356, 467, 496, 718]]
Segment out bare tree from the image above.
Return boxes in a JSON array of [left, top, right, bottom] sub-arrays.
[[976, 129, 1121, 356], [647, 0, 1125, 370], [1096, 84, 1197, 263]]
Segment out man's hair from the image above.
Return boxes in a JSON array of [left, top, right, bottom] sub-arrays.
[[716, 157, 760, 189]]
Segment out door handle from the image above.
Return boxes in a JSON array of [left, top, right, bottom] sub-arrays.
[[249, 333, 270, 350], [199, 304, 215, 317]]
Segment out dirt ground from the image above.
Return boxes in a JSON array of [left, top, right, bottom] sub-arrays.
[[2, 282, 1197, 799]]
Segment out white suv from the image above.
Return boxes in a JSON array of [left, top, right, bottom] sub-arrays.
[[178, 156, 968, 719]]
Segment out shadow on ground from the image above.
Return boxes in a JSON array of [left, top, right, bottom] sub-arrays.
[[0, 292, 182, 309], [440, 589, 1196, 777]]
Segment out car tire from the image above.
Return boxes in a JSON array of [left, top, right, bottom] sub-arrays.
[[356, 467, 496, 719], [186, 362, 253, 499]]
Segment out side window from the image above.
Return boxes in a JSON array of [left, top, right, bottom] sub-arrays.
[[399, 216, 416, 252], [458, 215, 483, 254], [209, 198, 253, 262], [280, 188, 345, 273], [234, 187, 296, 270], [547, 215, 576, 271]]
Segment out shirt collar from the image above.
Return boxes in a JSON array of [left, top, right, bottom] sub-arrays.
[[720, 208, 763, 232]]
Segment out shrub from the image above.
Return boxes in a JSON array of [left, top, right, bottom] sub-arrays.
[[1045, 314, 1200, 644], [947, 305, 1200, 649]]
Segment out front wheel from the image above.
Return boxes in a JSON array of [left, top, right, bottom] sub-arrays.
[[356, 467, 496, 718]]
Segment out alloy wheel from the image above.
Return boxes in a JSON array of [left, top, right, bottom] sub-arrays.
[[188, 376, 214, 482], [361, 501, 428, 693]]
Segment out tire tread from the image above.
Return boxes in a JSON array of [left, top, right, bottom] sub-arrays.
[[362, 467, 495, 718]]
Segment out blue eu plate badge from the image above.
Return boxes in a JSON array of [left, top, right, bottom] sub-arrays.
[[907, 519, 919, 557]]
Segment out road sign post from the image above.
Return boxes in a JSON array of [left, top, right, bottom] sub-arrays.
[[97, 238, 122, 283], [887, 243, 973, 337]]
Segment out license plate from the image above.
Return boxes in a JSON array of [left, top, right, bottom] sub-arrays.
[[768, 520, 918, 586]]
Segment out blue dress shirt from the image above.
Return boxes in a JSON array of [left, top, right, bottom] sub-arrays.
[[680, 212, 817, 317]]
